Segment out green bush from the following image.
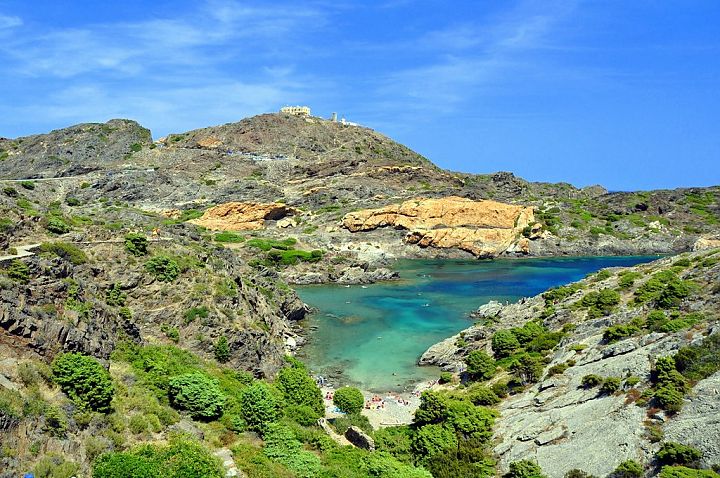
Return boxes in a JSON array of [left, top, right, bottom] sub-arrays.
[[214, 231, 246, 243], [579, 288, 620, 317], [20, 180, 35, 190], [3, 186, 18, 197], [445, 399, 496, 442], [33, 456, 79, 478], [375, 426, 414, 464], [543, 284, 582, 305], [674, 334, 720, 382], [635, 271, 694, 308], [465, 385, 500, 406], [46, 216, 71, 234], [604, 323, 640, 343], [618, 271, 643, 289], [610, 460, 643, 478], [657, 442, 703, 466], [332, 411, 373, 435], [214, 336, 230, 363], [263, 423, 322, 478], [239, 381, 283, 434], [581, 374, 603, 388], [599, 377, 622, 395], [333, 386, 364, 415], [167, 372, 225, 420], [504, 460, 547, 478], [51, 353, 114, 412], [465, 350, 496, 380], [276, 358, 324, 417], [145, 255, 180, 282], [509, 353, 544, 385], [93, 438, 223, 478], [414, 390, 449, 425], [659, 466, 720, 478], [124, 233, 148, 256], [6, 259, 30, 283], [105, 283, 127, 307], [39, 242, 87, 265], [65, 197, 81, 206], [245, 237, 297, 251], [492, 330, 520, 358], [183, 305, 209, 324], [412, 424, 458, 458]]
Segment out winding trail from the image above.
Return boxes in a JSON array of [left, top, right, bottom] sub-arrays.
[[0, 243, 41, 263]]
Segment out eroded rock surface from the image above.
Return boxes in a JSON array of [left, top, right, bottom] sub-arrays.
[[342, 196, 536, 257], [189, 201, 299, 231]]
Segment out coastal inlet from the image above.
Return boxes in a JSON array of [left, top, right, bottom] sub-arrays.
[[296, 256, 659, 392]]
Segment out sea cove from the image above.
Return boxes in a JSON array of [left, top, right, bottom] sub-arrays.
[[296, 256, 660, 392]]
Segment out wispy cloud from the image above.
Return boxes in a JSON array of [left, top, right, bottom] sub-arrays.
[[0, 13, 21, 29]]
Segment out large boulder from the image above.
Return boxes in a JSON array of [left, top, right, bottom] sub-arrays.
[[345, 425, 375, 450], [189, 202, 299, 231]]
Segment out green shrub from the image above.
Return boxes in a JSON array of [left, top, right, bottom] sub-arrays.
[[504, 459, 547, 478], [239, 381, 283, 434], [145, 255, 180, 282], [39, 242, 87, 265], [46, 216, 71, 234], [214, 231, 246, 243], [655, 386, 685, 413], [565, 470, 596, 478], [438, 371, 454, 384], [659, 466, 720, 478], [581, 374, 603, 388], [610, 460, 643, 478], [465, 385, 501, 406], [509, 353, 544, 385], [44, 406, 69, 437], [579, 288, 621, 317], [3, 186, 18, 197], [167, 372, 225, 420], [130, 143, 142, 152], [105, 283, 127, 307], [263, 423, 322, 478], [492, 330, 520, 358], [635, 271, 694, 308], [51, 353, 114, 412], [618, 271, 643, 289], [673, 258, 691, 267], [657, 442, 703, 466], [124, 233, 148, 256], [599, 377, 622, 395], [333, 386, 364, 415], [445, 399, 496, 442], [412, 424, 458, 458], [245, 237, 297, 251], [276, 358, 324, 417], [65, 197, 81, 206], [543, 284, 582, 305], [465, 350, 496, 380], [6, 259, 30, 283], [183, 305, 209, 324], [33, 456, 79, 478], [213, 336, 230, 362], [19, 180, 35, 190], [332, 411, 373, 435], [674, 334, 720, 382], [375, 426, 414, 463], [603, 323, 640, 343], [414, 390, 449, 425], [93, 438, 223, 478]]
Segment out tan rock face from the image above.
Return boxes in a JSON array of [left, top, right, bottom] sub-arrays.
[[693, 236, 720, 251], [189, 202, 298, 231], [342, 196, 535, 257]]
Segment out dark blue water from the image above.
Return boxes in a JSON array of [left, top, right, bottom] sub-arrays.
[[296, 256, 659, 391]]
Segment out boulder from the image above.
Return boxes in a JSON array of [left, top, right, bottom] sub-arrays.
[[345, 425, 375, 450]]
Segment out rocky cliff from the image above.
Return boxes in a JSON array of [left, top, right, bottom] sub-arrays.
[[343, 196, 537, 257], [420, 249, 720, 477], [188, 201, 299, 231]]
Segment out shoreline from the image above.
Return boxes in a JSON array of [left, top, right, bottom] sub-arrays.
[[321, 378, 442, 429]]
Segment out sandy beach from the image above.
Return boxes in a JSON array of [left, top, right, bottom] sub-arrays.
[[321, 379, 441, 429]]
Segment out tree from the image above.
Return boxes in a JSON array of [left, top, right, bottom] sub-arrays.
[[51, 353, 114, 413], [214, 336, 230, 363], [465, 350, 496, 381], [167, 373, 225, 420], [239, 381, 283, 434], [276, 358, 324, 416], [414, 390, 449, 426], [509, 353, 544, 385], [333, 387, 364, 415], [445, 399, 496, 442], [492, 330, 520, 358]]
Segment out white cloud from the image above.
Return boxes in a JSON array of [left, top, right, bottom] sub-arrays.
[[0, 13, 21, 29]]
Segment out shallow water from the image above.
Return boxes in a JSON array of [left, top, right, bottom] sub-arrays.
[[296, 256, 659, 392]]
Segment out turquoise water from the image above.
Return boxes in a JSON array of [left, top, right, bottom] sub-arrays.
[[296, 256, 659, 392]]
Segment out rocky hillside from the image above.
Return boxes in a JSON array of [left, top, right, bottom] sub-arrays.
[[1, 115, 719, 274], [420, 248, 720, 477]]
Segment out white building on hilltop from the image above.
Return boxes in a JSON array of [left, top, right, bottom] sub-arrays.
[[280, 105, 311, 116]]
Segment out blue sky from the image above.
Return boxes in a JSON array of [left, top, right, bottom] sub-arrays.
[[0, 1, 718, 190]]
